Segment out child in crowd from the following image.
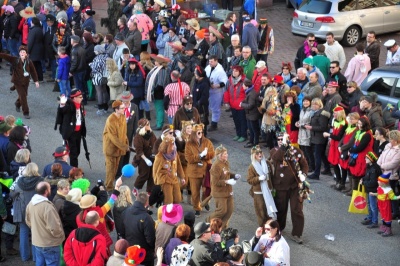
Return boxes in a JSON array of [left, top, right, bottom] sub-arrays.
[[57, 46, 71, 97], [360, 152, 381, 228], [370, 173, 400, 236]]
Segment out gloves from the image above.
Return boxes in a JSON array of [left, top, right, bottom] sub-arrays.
[[60, 95, 67, 104], [234, 174, 241, 180], [144, 158, 152, 167], [200, 149, 207, 157], [258, 175, 266, 181], [174, 130, 182, 139], [226, 179, 237, 185]]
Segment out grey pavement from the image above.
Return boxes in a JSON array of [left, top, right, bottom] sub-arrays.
[[0, 2, 399, 265]]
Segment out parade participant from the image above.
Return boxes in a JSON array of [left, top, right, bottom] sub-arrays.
[[296, 97, 314, 171], [103, 100, 130, 191], [116, 91, 139, 175], [132, 119, 157, 196], [207, 145, 240, 229], [205, 55, 228, 132], [172, 95, 201, 131], [164, 70, 191, 124], [370, 173, 400, 236], [246, 145, 276, 227], [192, 66, 210, 134], [56, 89, 86, 167], [348, 116, 374, 190], [384, 39, 400, 66], [270, 132, 308, 244], [153, 136, 185, 204], [42, 146, 73, 177], [260, 86, 280, 150], [324, 106, 347, 190], [282, 90, 300, 146], [0, 45, 39, 119], [223, 65, 247, 142], [26, 182, 65, 265], [185, 124, 215, 217], [256, 18, 274, 65]]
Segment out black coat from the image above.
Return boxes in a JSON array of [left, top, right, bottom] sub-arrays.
[[61, 200, 81, 239], [241, 88, 260, 121], [362, 163, 381, 193], [3, 13, 19, 39], [180, 66, 192, 85], [55, 99, 86, 140], [328, 72, 348, 103], [192, 77, 210, 117], [28, 25, 44, 61], [348, 89, 364, 112], [310, 109, 330, 145], [70, 44, 86, 73], [44, 25, 57, 59], [294, 44, 316, 70], [52, 32, 71, 54]]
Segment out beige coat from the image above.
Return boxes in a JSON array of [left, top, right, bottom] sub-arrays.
[[185, 138, 215, 178], [107, 70, 125, 101], [103, 113, 129, 157]]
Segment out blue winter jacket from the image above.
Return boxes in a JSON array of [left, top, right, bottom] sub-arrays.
[[57, 55, 71, 81], [125, 70, 145, 99]]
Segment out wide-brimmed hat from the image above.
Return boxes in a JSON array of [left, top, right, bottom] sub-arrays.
[[150, 54, 171, 63], [0, 120, 12, 134], [186, 18, 200, 31], [209, 25, 224, 39], [118, 91, 134, 102], [168, 41, 183, 51], [194, 222, 210, 238], [162, 204, 183, 224], [53, 146, 69, 157], [20, 6, 35, 18], [79, 194, 97, 209], [124, 246, 147, 265], [154, 0, 166, 7]]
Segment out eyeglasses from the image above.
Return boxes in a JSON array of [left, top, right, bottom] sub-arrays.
[[185, 102, 193, 105], [308, 39, 315, 42], [277, 138, 283, 141]]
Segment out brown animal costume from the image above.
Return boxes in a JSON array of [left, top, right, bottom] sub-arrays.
[[207, 145, 238, 229], [172, 95, 201, 131], [153, 136, 185, 204], [133, 118, 157, 193], [184, 123, 215, 212], [0, 46, 39, 117], [270, 133, 308, 240], [103, 100, 129, 190], [246, 145, 275, 227]]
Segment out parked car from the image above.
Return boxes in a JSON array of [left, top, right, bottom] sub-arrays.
[[286, 0, 303, 8], [361, 66, 400, 108], [291, 0, 400, 47]]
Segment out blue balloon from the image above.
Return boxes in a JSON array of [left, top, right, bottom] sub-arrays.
[[122, 164, 136, 178]]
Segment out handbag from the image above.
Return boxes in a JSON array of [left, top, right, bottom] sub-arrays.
[[2, 221, 17, 235], [348, 184, 368, 214], [100, 77, 108, 86]]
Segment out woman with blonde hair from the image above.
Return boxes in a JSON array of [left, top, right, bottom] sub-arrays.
[[324, 106, 347, 190], [10, 162, 43, 261], [114, 185, 133, 239], [9, 148, 30, 179], [106, 58, 125, 103], [261, 86, 280, 149], [176, 121, 193, 203]]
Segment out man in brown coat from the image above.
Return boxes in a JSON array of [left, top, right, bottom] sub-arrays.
[[103, 100, 129, 190], [270, 132, 308, 244], [172, 95, 201, 131]]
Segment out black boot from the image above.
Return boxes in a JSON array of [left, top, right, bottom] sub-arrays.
[[208, 121, 218, 132], [145, 111, 151, 121]]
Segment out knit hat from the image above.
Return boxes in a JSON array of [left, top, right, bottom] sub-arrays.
[[66, 188, 82, 204], [183, 95, 193, 105], [55, 1, 64, 9], [114, 33, 125, 41], [71, 178, 91, 195], [170, 244, 194, 266], [366, 151, 378, 163], [2, 5, 14, 13], [114, 239, 130, 255], [79, 194, 97, 209], [0, 120, 12, 134], [195, 29, 205, 39], [46, 14, 56, 22], [154, 0, 166, 7], [215, 145, 227, 157], [112, 100, 123, 109], [378, 173, 390, 183], [302, 57, 313, 66], [184, 43, 196, 51], [273, 75, 284, 84], [124, 245, 146, 265], [72, 0, 80, 7]]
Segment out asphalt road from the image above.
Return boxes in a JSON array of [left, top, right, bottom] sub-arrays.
[[0, 2, 399, 265]]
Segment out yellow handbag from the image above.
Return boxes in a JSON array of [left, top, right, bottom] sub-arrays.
[[348, 184, 368, 214]]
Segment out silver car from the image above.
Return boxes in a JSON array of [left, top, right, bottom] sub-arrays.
[[291, 0, 400, 46]]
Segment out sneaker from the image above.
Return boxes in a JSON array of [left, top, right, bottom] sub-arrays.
[[232, 136, 240, 141], [290, 235, 303, 244], [237, 137, 247, 143], [367, 223, 378, 229], [195, 211, 200, 217], [361, 219, 372, 225], [132, 187, 139, 198], [6, 248, 18, 255]]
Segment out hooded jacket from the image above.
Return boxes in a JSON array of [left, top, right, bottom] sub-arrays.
[[365, 104, 384, 132], [344, 54, 371, 86]]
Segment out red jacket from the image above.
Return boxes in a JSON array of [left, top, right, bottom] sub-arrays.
[[18, 18, 29, 45], [64, 224, 108, 266], [252, 68, 269, 93], [223, 74, 246, 110]]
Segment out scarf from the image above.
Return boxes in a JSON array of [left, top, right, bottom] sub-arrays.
[[281, 73, 291, 83], [245, 86, 253, 95], [232, 75, 241, 85], [163, 148, 177, 161], [303, 39, 316, 57], [252, 158, 277, 219], [56, 32, 64, 45], [146, 66, 162, 102]]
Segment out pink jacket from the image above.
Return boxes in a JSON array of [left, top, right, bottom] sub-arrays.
[[377, 143, 400, 180], [129, 13, 154, 43], [344, 54, 371, 86]]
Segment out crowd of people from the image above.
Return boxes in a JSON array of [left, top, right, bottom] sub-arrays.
[[0, 0, 400, 265]]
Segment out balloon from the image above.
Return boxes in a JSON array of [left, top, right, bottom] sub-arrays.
[[122, 164, 136, 178]]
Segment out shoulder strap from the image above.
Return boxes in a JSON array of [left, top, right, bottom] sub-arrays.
[[87, 239, 97, 264]]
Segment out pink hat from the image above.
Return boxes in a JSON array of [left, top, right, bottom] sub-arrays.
[[2, 5, 15, 13], [162, 204, 183, 224]]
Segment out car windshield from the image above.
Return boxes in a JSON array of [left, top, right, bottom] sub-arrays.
[[298, 0, 332, 14]]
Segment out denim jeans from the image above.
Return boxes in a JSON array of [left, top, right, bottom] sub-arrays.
[[312, 143, 329, 177], [49, 59, 57, 79], [247, 119, 260, 145], [73, 71, 86, 100], [231, 109, 247, 138], [367, 194, 378, 224], [34, 245, 60, 266], [7, 38, 18, 56], [167, 115, 173, 124], [20, 222, 35, 261], [59, 80, 71, 97]]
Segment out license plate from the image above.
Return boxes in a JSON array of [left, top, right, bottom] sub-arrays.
[[300, 21, 314, 28]]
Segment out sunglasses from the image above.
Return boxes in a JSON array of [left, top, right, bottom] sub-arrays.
[[308, 39, 315, 42], [185, 102, 193, 105], [277, 138, 283, 141]]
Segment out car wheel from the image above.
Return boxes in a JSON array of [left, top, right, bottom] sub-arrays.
[[342, 26, 360, 47], [286, 0, 293, 8]]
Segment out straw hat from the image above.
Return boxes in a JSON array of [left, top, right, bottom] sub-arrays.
[[186, 18, 200, 31], [20, 6, 35, 18], [168, 41, 183, 51], [150, 54, 171, 64], [79, 194, 97, 209], [208, 25, 224, 39]]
